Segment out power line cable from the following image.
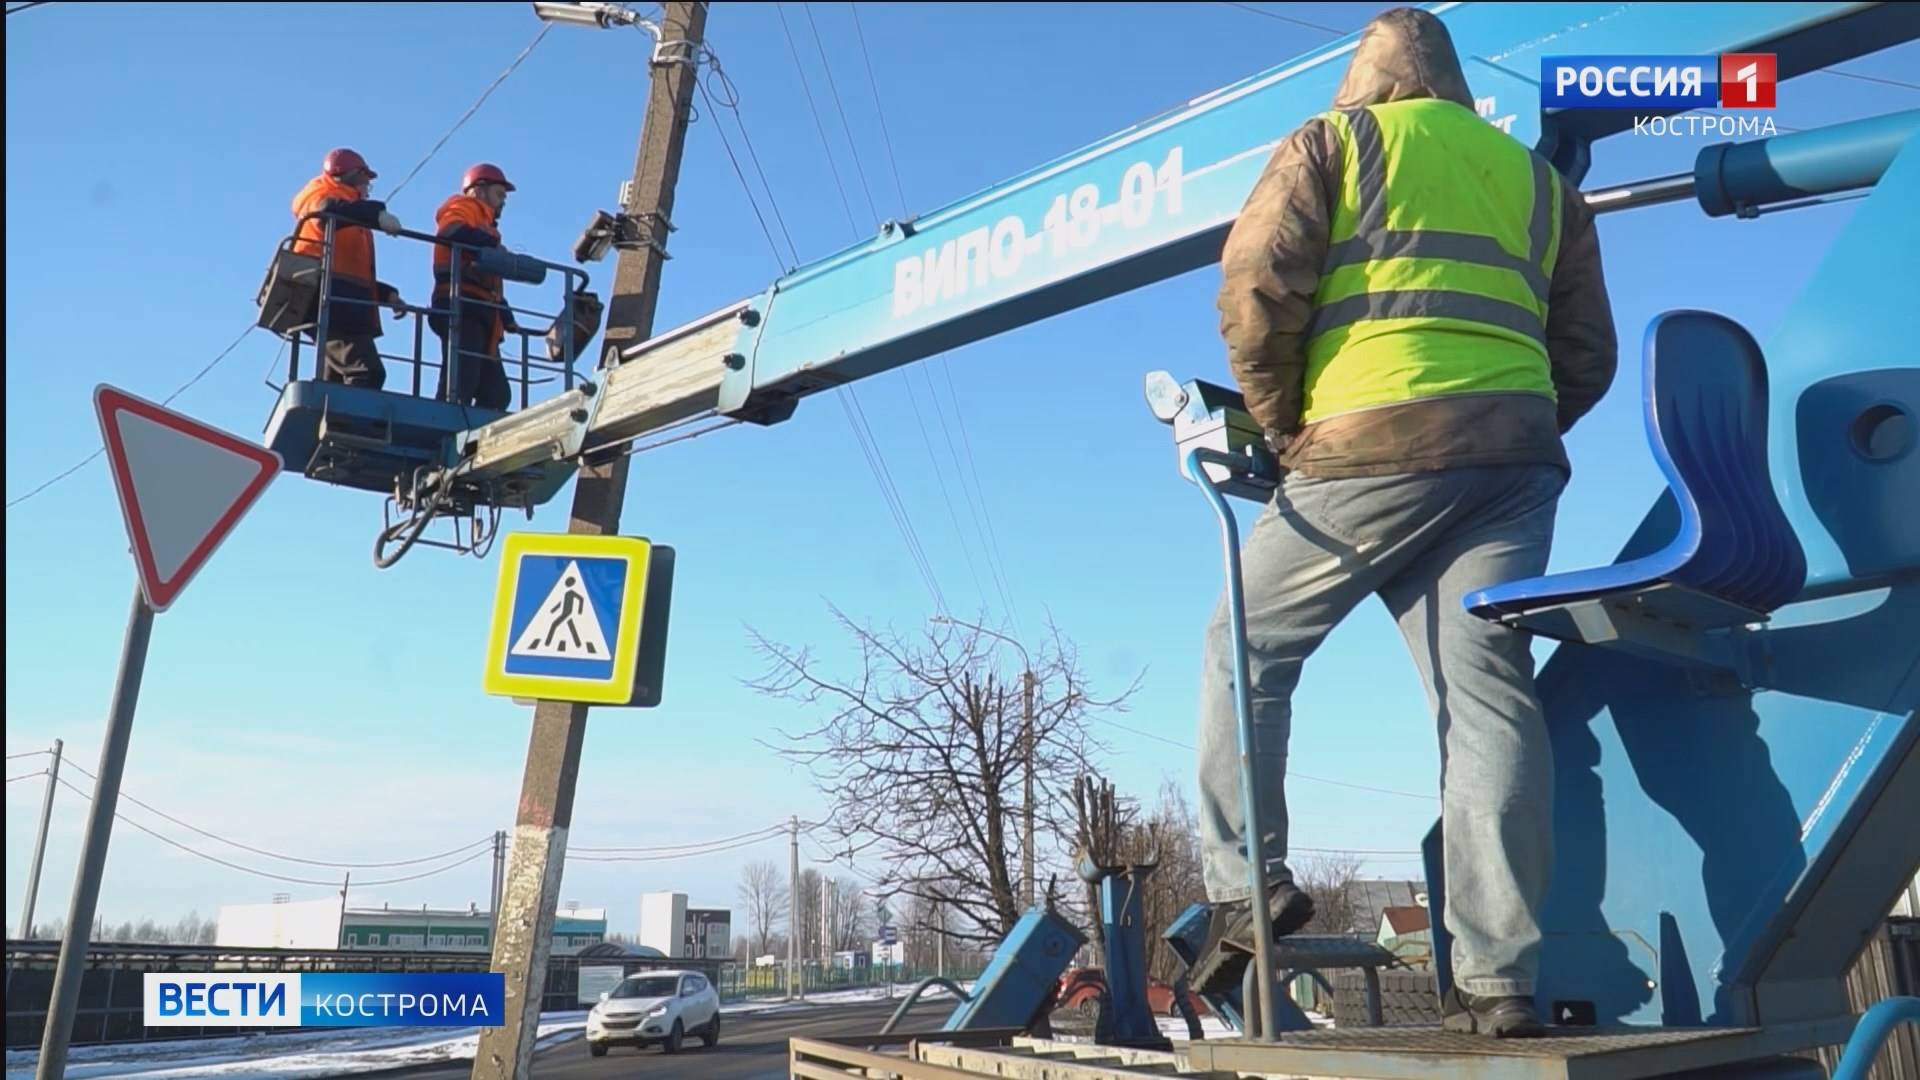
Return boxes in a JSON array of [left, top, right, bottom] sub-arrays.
[[1090, 716, 1437, 801], [802, 2, 879, 222], [8, 771, 46, 785], [54, 776, 490, 888], [924, 364, 1020, 629], [772, 7, 957, 616], [566, 831, 784, 862], [694, 34, 945, 613], [697, 79, 793, 269], [846, 2, 909, 216], [6, 2, 52, 14], [831, 2, 1011, 625], [900, 374, 991, 612], [775, 2, 862, 236], [838, 391, 949, 612], [7, 750, 49, 761], [63, 760, 495, 868], [696, 47, 802, 266], [9, 26, 548, 510], [572, 823, 788, 853], [386, 24, 554, 199], [1212, 1, 1345, 33], [7, 323, 256, 510], [1818, 68, 1920, 93]]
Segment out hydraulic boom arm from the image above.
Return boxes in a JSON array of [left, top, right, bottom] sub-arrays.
[[439, 1, 1916, 490]]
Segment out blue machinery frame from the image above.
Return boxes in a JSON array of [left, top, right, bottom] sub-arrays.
[[398, 3, 1920, 1074], [1149, 26, 1919, 1080]]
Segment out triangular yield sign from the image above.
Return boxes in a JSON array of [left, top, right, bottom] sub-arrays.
[[94, 385, 282, 613]]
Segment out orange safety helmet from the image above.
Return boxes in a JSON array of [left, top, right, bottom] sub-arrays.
[[462, 163, 516, 193], [323, 148, 376, 180]]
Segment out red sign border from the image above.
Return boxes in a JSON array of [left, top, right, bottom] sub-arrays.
[[94, 385, 282, 612]]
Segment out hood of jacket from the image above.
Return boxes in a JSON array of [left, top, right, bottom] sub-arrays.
[[1331, 6, 1474, 111]]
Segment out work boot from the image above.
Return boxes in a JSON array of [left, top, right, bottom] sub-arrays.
[[1440, 987, 1547, 1038], [1187, 882, 1315, 996]]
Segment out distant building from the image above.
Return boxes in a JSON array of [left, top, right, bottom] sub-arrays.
[[1345, 879, 1428, 936], [1377, 904, 1433, 965], [637, 892, 731, 959], [215, 896, 607, 954]]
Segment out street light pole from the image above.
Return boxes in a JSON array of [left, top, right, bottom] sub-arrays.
[[1021, 668, 1035, 911], [476, 5, 704, 1078], [930, 616, 1034, 910]]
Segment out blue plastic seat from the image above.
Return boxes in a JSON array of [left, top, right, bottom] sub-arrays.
[[1464, 311, 1807, 644]]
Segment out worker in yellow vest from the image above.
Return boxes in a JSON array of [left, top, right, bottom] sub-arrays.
[[1188, 7, 1617, 1038]]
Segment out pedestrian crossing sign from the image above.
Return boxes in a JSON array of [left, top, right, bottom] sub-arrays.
[[483, 532, 674, 706]]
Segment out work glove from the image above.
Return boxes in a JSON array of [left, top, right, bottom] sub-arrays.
[[377, 211, 404, 236]]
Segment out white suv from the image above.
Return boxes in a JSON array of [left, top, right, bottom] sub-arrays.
[[585, 970, 721, 1057]]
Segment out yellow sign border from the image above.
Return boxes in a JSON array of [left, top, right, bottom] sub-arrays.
[[483, 532, 652, 704]]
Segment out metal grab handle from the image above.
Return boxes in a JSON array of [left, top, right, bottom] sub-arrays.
[[1186, 445, 1282, 1041], [876, 976, 973, 1038], [1832, 996, 1920, 1080]]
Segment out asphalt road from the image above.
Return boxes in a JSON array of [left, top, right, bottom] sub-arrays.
[[394, 998, 910, 1080]]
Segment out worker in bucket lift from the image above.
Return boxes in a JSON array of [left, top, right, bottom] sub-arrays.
[[1188, 7, 1616, 1037], [291, 148, 408, 390], [430, 163, 521, 411]]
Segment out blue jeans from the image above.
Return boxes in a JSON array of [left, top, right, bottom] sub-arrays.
[[1196, 464, 1566, 996]]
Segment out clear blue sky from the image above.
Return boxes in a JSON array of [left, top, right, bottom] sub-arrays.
[[6, 2, 1916, 938]]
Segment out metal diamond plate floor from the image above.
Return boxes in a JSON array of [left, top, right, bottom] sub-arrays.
[[1182, 1019, 1854, 1080]]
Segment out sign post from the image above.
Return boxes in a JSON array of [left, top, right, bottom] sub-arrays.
[[36, 387, 279, 1080]]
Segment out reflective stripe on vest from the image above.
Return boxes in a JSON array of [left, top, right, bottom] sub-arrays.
[[1301, 100, 1561, 423]]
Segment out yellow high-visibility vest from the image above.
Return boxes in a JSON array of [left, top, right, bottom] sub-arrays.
[[1301, 98, 1562, 423]]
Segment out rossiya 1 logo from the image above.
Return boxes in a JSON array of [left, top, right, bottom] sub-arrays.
[[1541, 54, 1778, 137]]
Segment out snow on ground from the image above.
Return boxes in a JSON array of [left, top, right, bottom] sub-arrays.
[[722, 981, 971, 1015], [1, 985, 972, 1080], [1156, 1014, 1242, 1040], [3, 1014, 588, 1080]]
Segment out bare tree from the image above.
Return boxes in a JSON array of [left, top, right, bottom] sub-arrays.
[[831, 877, 867, 951], [737, 859, 789, 956], [1135, 783, 1207, 984], [172, 912, 208, 945], [900, 891, 945, 972], [752, 610, 1130, 946], [795, 867, 825, 958], [1294, 853, 1367, 935]]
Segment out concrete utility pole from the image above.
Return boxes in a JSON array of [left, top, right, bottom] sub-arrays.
[[18, 738, 62, 939], [488, 830, 506, 946], [788, 817, 801, 1000], [472, 5, 705, 1078], [932, 616, 1036, 910], [337, 874, 351, 950], [1021, 669, 1036, 911]]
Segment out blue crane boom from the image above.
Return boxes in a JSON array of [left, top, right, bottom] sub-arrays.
[[436, 1, 1914, 494]]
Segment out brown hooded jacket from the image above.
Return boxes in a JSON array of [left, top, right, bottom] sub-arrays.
[[1216, 7, 1617, 477]]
